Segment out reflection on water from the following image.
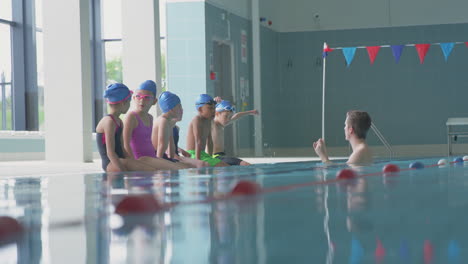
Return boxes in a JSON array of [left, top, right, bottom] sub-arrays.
[[0, 177, 46, 264], [2, 158, 468, 263]]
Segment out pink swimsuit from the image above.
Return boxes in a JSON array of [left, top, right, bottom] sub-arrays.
[[130, 112, 157, 159]]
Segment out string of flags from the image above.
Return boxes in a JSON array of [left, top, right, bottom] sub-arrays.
[[322, 42, 468, 66]]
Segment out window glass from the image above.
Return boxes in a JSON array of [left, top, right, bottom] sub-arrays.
[[0, 24, 11, 82], [0, 83, 13, 130], [104, 41, 123, 86], [102, 0, 122, 39], [36, 32, 44, 130], [35, 0, 42, 29], [0, 0, 12, 21]]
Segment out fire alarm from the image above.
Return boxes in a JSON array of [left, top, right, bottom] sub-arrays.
[[210, 71, 217, 80]]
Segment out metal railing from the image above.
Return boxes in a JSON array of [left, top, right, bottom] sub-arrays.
[[371, 122, 394, 159]]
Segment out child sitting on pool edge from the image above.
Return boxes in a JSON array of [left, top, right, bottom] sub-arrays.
[[96, 83, 166, 172], [211, 99, 258, 166], [313, 110, 373, 165], [122, 80, 185, 170], [185, 94, 229, 167], [152, 91, 208, 168]]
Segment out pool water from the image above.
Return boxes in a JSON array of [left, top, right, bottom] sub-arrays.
[[1, 157, 467, 263]]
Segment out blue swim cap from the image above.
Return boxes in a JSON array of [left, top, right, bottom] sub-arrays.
[[215, 100, 236, 112], [104, 83, 132, 104], [137, 80, 157, 96], [195, 94, 215, 110], [159, 91, 181, 113]]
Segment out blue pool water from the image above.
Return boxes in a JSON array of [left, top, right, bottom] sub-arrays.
[[1, 157, 468, 263]]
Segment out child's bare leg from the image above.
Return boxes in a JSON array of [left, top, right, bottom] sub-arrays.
[[174, 162, 193, 169], [121, 158, 159, 171], [106, 161, 127, 172], [240, 160, 251, 166], [138, 156, 185, 170], [215, 161, 230, 167], [177, 156, 209, 168]]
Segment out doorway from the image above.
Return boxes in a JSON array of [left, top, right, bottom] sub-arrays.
[[212, 40, 237, 156]]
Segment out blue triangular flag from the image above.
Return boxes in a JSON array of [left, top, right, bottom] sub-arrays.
[[350, 237, 364, 264], [391, 45, 405, 63], [399, 240, 410, 260], [448, 240, 460, 264], [440, 43, 455, 61], [342, 47, 357, 67]]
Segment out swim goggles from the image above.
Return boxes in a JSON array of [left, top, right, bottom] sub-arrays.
[[134, 93, 155, 100], [216, 105, 236, 112]]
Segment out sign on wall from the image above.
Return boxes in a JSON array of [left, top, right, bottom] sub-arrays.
[[241, 30, 247, 64], [240, 76, 249, 111]]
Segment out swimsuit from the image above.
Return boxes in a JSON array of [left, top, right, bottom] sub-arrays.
[[130, 112, 156, 159], [97, 115, 125, 171]]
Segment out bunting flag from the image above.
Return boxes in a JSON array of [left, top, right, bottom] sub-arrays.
[[350, 238, 364, 264], [325, 41, 467, 66], [375, 238, 386, 262], [415, 44, 430, 64], [424, 240, 433, 264], [448, 240, 460, 263], [342, 47, 357, 66], [399, 240, 410, 261], [366, 46, 381, 64], [391, 45, 405, 63], [322, 42, 334, 58], [440, 43, 454, 61]]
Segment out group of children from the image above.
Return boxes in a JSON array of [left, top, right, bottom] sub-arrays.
[[96, 80, 259, 172]]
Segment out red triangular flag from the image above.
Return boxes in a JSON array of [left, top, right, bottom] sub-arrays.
[[465, 42, 468, 48], [415, 44, 430, 64], [375, 238, 386, 263], [366, 46, 381, 64], [424, 240, 433, 264]]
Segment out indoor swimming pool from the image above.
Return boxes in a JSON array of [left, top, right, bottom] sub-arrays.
[[0, 157, 467, 263]]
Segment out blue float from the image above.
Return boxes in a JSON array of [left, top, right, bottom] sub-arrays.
[[409, 161, 424, 169]]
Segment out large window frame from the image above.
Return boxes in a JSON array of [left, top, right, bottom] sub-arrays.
[[2, 0, 169, 132], [0, 0, 41, 131], [0, 9, 15, 130], [91, 0, 168, 130]]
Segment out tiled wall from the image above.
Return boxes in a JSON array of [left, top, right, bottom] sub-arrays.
[[166, 1, 207, 149], [167, 1, 257, 154]]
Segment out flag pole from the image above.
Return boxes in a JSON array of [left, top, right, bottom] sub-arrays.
[[322, 42, 327, 140]]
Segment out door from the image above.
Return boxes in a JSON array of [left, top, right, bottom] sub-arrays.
[[213, 41, 236, 156]]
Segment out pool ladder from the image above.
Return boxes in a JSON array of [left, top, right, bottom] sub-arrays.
[[371, 122, 394, 159]]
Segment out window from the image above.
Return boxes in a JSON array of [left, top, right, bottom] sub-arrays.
[[0, 0, 12, 21], [104, 41, 123, 86], [102, 0, 123, 87], [160, 0, 167, 91], [35, 0, 44, 130], [0, 0, 43, 131], [95, 0, 168, 123], [0, 23, 12, 130]]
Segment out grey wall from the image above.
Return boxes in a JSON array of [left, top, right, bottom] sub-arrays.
[[273, 23, 468, 148], [273, 0, 468, 32], [260, 26, 281, 150]]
